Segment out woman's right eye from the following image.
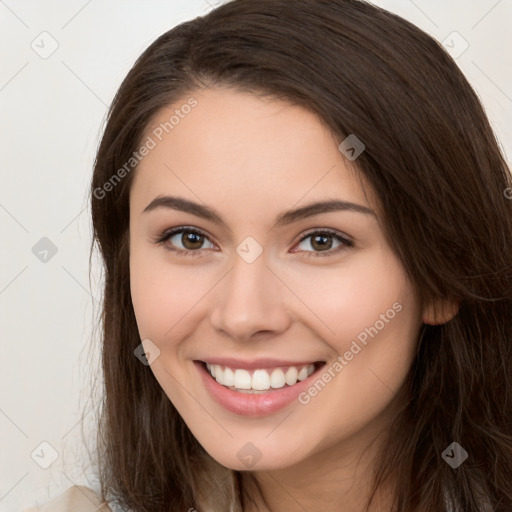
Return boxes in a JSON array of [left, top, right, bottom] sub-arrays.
[[155, 227, 216, 256]]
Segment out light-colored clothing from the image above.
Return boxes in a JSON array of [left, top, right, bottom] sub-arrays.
[[22, 486, 112, 512]]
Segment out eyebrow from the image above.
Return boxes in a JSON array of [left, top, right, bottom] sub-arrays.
[[142, 195, 376, 228]]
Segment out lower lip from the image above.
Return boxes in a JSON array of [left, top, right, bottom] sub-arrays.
[[194, 361, 325, 416]]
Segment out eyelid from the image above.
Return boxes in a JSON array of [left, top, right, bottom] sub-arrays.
[[296, 227, 352, 244], [164, 225, 211, 240]]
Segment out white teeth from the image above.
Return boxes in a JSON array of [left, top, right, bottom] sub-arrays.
[[205, 362, 317, 391], [270, 368, 286, 389], [297, 366, 309, 381], [223, 366, 234, 386], [252, 369, 271, 390], [285, 366, 298, 385], [234, 369, 252, 389]]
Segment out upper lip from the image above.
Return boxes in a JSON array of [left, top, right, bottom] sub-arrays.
[[197, 357, 325, 370]]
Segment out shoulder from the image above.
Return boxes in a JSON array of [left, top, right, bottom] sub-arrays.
[[22, 485, 112, 512]]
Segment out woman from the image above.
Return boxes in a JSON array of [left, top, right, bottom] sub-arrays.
[[28, 0, 512, 510]]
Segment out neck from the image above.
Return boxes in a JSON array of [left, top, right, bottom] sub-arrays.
[[240, 416, 398, 512]]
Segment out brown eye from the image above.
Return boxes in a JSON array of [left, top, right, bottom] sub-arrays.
[[180, 231, 205, 250], [293, 229, 353, 257], [310, 233, 334, 251], [157, 227, 215, 255]]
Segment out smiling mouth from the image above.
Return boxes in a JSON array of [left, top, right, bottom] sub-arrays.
[[199, 361, 326, 394]]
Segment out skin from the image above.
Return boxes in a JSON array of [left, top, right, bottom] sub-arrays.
[[128, 87, 458, 511]]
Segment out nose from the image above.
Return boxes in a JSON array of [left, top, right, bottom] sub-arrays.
[[209, 249, 291, 342]]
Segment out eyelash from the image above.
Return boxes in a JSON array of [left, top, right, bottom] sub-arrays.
[[153, 226, 354, 258]]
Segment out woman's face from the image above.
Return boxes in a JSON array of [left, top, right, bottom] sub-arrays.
[[129, 87, 426, 471]]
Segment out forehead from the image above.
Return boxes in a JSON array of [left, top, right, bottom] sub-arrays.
[[130, 87, 377, 216]]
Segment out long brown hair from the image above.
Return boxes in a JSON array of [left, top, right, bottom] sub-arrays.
[[89, 1, 512, 510]]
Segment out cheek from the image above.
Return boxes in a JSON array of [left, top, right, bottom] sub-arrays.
[[283, 247, 415, 348], [129, 247, 200, 340], [289, 257, 420, 442]]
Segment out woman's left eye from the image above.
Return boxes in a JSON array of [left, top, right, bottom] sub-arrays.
[[292, 229, 353, 257], [154, 227, 353, 257]]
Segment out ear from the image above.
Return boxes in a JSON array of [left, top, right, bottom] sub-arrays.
[[422, 298, 461, 325]]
